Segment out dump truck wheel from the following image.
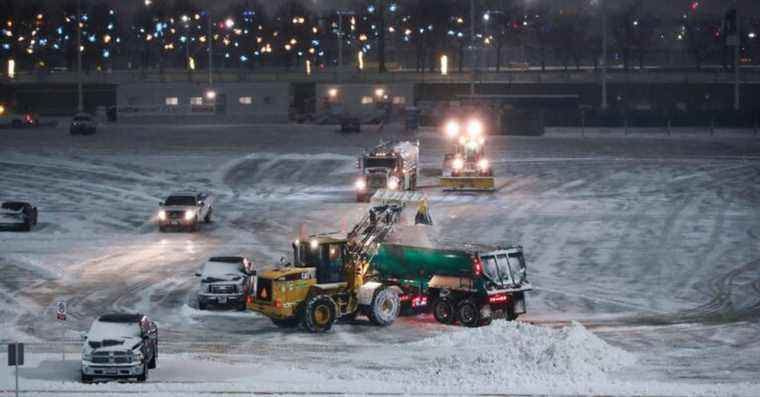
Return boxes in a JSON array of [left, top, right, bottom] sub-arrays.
[[433, 298, 455, 324], [302, 295, 336, 333], [506, 304, 517, 321], [368, 287, 400, 326], [271, 318, 299, 328], [456, 299, 481, 327]]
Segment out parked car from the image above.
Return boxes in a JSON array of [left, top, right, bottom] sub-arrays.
[[70, 113, 97, 135], [195, 256, 255, 310], [340, 116, 361, 133], [0, 110, 39, 129], [0, 201, 37, 231], [157, 192, 214, 232], [80, 313, 158, 383]]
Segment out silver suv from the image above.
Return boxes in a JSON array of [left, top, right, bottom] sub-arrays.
[[196, 256, 255, 310]]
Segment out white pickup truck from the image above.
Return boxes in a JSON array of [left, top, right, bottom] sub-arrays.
[[157, 192, 214, 232]]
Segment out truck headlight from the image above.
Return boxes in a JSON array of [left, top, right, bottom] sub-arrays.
[[82, 351, 92, 361], [184, 210, 196, 221], [478, 158, 489, 171], [133, 350, 144, 363], [452, 158, 464, 171], [158, 210, 167, 221], [387, 178, 399, 190], [354, 178, 366, 191], [444, 120, 460, 139], [467, 119, 483, 137]]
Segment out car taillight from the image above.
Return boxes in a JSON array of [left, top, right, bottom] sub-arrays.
[[411, 295, 428, 308], [399, 294, 411, 302], [246, 295, 253, 305], [274, 299, 282, 308], [472, 257, 483, 276], [488, 294, 509, 304]]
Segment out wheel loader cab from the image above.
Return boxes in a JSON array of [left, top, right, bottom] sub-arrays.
[[292, 239, 348, 284]]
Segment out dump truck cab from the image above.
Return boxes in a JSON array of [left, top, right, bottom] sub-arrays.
[[441, 118, 495, 191]]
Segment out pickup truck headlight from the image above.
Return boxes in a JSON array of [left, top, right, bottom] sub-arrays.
[[158, 210, 167, 221], [82, 351, 92, 361], [133, 350, 144, 363], [184, 210, 196, 221], [354, 178, 366, 191]]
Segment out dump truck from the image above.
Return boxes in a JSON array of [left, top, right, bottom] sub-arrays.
[[371, 242, 531, 327], [248, 204, 407, 332], [354, 141, 419, 202], [440, 118, 495, 191]]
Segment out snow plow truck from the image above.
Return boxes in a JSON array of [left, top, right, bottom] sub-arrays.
[[354, 141, 419, 202], [440, 118, 495, 191]]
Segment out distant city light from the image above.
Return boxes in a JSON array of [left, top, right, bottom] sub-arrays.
[[7, 59, 15, 79]]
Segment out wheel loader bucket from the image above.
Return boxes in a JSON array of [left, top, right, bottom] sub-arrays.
[[440, 176, 496, 192]]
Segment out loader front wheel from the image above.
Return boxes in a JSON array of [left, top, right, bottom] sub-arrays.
[[368, 287, 400, 326], [302, 295, 336, 333]]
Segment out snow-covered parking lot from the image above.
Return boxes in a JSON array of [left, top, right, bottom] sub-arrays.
[[1, 124, 759, 396]]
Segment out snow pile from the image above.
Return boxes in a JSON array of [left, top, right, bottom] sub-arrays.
[[340, 321, 636, 394]]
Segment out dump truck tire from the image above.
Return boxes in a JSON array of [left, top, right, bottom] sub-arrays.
[[433, 298, 455, 324], [368, 287, 400, 326], [456, 299, 482, 327], [302, 295, 336, 333]]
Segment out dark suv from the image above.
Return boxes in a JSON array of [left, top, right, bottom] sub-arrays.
[[80, 313, 158, 383]]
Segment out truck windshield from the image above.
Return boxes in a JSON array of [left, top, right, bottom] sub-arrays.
[[165, 196, 196, 206], [364, 157, 397, 169]]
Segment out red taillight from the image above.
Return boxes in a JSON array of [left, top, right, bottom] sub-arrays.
[[472, 258, 483, 276], [274, 299, 282, 308], [246, 295, 254, 305], [399, 294, 411, 302], [411, 295, 428, 308], [488, 294, 509, 304]]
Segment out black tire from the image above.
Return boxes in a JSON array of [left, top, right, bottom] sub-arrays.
[[456, 299, 482, 328], [368, 287, 400, 326], [158, 225, 166, 233], [237, 301, 247, 311], [22, 222, 32, 232], [506, 303, 517, 321], [198, 299, 207, 310], [204, 208, 212, 223], [301, 295, 336, 333], [271, 318, 299, 328], [136, 363, 148, 382], [80, 372, 93, 384], [433, 298, 455, 324]]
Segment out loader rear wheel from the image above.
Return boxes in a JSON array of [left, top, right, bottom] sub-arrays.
[[368, 287, 400, 326], [433, 298, 455, 324], [456, 299, 482, 327], [301, 295, 336, 333]]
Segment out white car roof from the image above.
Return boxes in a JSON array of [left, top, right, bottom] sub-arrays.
[[87, 319, 140, 341]]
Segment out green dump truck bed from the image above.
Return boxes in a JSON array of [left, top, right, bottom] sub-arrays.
[[372, 243, 474, 282]]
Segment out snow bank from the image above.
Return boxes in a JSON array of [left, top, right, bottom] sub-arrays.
[[338, 321, 636, 395]]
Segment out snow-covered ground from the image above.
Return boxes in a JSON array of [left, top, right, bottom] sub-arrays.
[[1, 123, 759, 396]]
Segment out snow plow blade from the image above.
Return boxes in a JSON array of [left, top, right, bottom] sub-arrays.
[[371, 189, 425, 205], [440, 176, 496, 192]]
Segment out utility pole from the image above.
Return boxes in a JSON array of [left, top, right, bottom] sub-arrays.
[[733, 0, 740, 111], [469, 0, 476, 97], [76, 0, 83, 113], [207, 12, 213, 87], [601, 0, 608, 110]]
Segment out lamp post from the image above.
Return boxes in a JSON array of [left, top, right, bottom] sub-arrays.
[[601, 0, 608, 110], [733, 0, 740, 111], [483, 10, 505, 74], [77, 0, 83, 113], [336, 10, 355, 84]]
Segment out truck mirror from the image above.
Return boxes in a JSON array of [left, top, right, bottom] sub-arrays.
[[80, 331, 87, 341], [194, 272, 201, 277], [158, 201, 164, 206]]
